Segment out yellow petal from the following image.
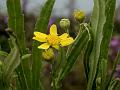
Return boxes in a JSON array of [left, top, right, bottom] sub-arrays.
[[59, 33, 69, 40], [52, 45, 59, 50], [33, 32, 47, 42], [60, 37, 74, 46], [33, 37, 46, 42], [50, 24, 57, 35], [38, 43, 50, 49], [34, 32, 47, 37]]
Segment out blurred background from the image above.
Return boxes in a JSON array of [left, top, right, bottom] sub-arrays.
[[0, 0, 120, 90]]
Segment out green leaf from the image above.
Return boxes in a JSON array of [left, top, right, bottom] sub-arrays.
[[8, 34, 30, 89], [32, 0, 55, 89], [56, 29, 90, 86], [99, 0, 116, 89], [34, 0, 55, 33], [3, 46, 20, 80], [0, 51, 8, 61], [22, 54, 31, 60], [83, 36, 93, 82], [108, 79, 120, 90], [52, 47, 66, 89], [7, 0, 31, 89], [87, 0, 106, 90], [7, 0, 26, 54]]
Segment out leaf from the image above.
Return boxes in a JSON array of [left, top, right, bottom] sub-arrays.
[[32, 0, 55, 89], [83, 37, 93, 82], [51, 47, 66, 89], [3, 46, 20, 80], [7, 0, 31, 89], [87, 0, 106, 90], [56, 29, 90, 86], [34, 0, 55, 33], [99, 0, 116, 89], [0, 51, 8, 61], [7, 0, 26, 54], [22, 54, 31, 60], [108, 79, 120, 90]]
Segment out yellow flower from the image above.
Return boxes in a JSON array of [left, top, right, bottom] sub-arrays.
[[33, 24, 74, 49], [42, 48, 54, 60]]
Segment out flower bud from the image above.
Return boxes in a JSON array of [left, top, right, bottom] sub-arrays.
[[73, 10, 85, 23], [42, 48, 54, 60], [60, 18, 70, 29]]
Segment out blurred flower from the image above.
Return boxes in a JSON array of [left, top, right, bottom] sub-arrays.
[[114, 65, 120, 77], [48, 17, 56, 30], [33, 24, 74, 49], [109, 36, 120, 61], [42, 48, 54, 60], [73, 10, 85, 23], [109, 35, 120, 77], [60, 18, 70, 29]]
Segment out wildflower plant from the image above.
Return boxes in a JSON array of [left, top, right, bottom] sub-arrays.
[[0, 0, 119, 90]]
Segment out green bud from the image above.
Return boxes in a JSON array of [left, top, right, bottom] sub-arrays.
[[73, 10, 85, 23], [60, 18, 70, 29]]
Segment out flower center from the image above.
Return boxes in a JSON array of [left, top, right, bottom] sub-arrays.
[[47, 35, 60, 45]]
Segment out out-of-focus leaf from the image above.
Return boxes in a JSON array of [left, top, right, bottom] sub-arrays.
[[0, 51, 8, 61], [3, 46, 20, 80], [7, 0, 26, 53], [32, 0, 55, 89], [22, 54, 31, 60], [7, 0, 31, 89], [108, 78, 120, 90]]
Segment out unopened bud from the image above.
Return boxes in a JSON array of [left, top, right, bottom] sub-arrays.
[[42, 48, 54, 60], [73, 10, 85, 23], [60, 18, 70, 29]]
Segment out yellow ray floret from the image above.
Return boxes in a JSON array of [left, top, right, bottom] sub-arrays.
[[33, 24, 74, 49]]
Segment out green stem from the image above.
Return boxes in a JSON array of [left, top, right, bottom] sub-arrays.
[[51, 61, 61, 90]]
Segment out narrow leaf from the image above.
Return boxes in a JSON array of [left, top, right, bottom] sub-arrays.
[[87, 0, 106, 90], [56, 29, 90, 84], [7, 0, 26, 53], [99, 0, 116, 89], [0, 51, 8, 61], [3, 46, 20, 80], [32, 0, 55, 89], [7, 0, 31, 89]]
